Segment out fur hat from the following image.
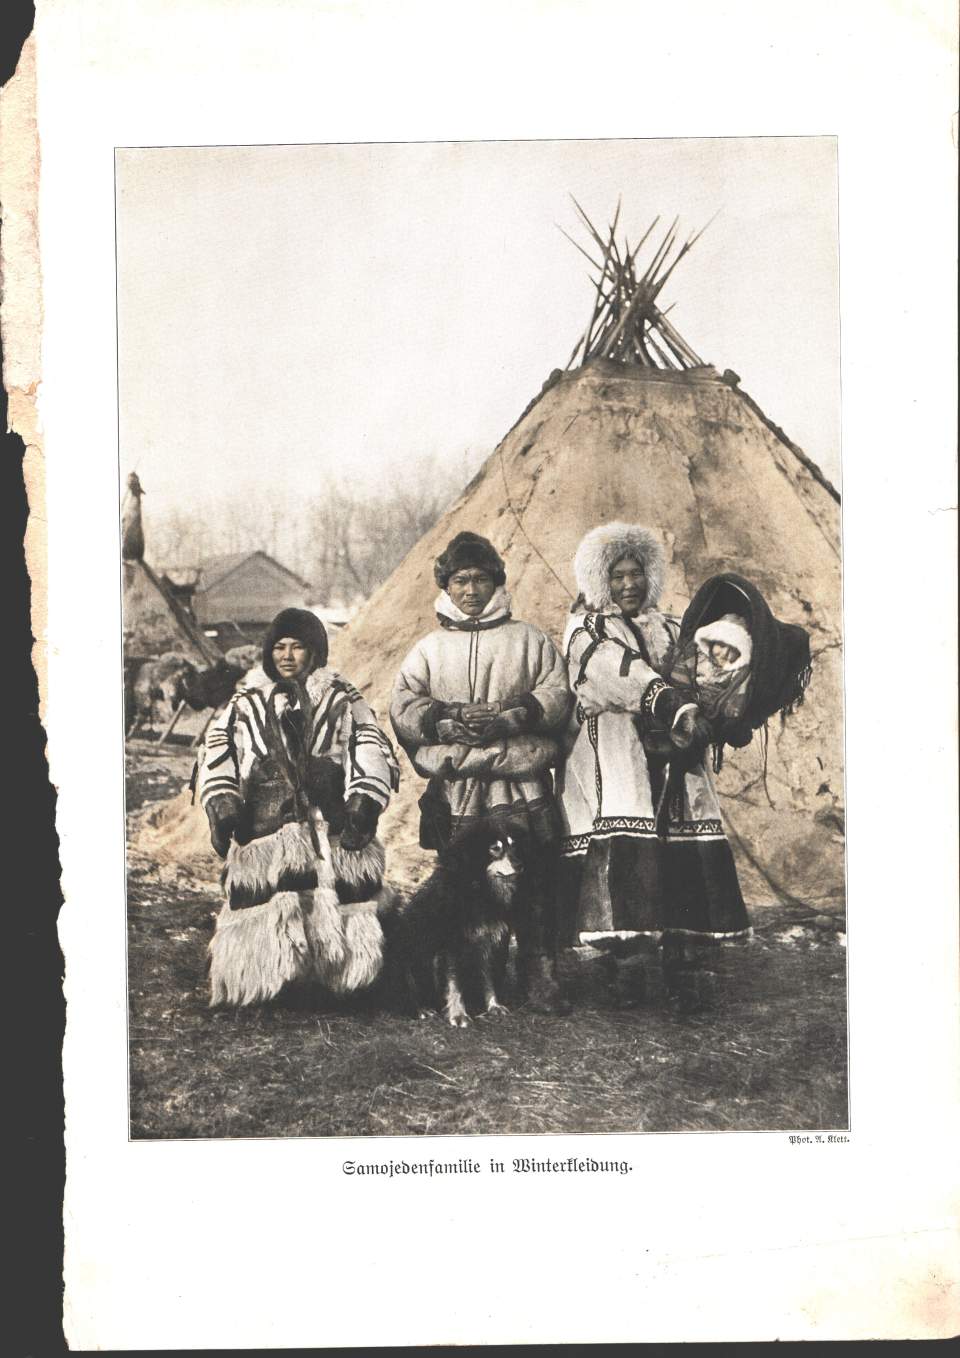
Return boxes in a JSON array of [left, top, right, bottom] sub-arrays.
[[262, 607, 328, 680], [572, 523, 666, 613], [434, 532, 506, 589]]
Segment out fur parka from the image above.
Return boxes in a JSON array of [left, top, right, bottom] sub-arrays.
[[557, 524, 750, 946], [198, 665, 399, 1007]]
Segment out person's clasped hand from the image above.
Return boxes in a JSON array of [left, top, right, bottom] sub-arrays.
[[434, 700, 531, 746], [459, 701, 500, 734], [435, 701, 497, 746]]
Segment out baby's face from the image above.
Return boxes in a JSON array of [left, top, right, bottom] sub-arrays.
[[707, 641, 741, 667]]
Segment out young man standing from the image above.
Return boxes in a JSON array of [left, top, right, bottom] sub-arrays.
[[390, 532, 572, 1014]]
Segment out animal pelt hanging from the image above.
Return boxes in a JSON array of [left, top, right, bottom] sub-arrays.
[[208, 810, 389, 1007]]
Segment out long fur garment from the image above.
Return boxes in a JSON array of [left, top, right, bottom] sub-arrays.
[[208, 811, 390, 1007]]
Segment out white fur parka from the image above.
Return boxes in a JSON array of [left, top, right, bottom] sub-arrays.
[[559, 523, 726, 853]]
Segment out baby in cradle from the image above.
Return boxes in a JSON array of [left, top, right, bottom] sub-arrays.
[[688, 613, 752, 720]]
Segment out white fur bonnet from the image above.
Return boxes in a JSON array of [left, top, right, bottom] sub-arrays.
[[572, 522, 666, 613], [694, 613, 753, 669]]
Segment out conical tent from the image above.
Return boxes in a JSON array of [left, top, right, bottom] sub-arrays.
[[334, 213, 842, 905], [123, 558, 224, 669], [335, 359, 843, 907], [136, 214, 843, 908]]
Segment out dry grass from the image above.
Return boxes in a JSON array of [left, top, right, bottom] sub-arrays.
[[127, 854, 847, 1141]]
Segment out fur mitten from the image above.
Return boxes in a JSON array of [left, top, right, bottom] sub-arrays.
[[206, 793, 245, 859], [339, 792, 382, 850], [670, 704, 713, 752]]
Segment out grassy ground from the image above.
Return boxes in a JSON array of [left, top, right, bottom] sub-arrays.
[[126, 756, 848, 1140]]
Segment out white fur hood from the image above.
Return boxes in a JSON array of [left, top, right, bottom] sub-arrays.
[[572, 522, 666, 614], [693, 614, 752, 671]]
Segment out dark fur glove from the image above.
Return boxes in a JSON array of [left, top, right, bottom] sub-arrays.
[[339, 792, 381, 850], [476, 706, 528, 742], [650, 683, 689, 730], [436, 717, 486, 747], [206, 793, 244, 859]]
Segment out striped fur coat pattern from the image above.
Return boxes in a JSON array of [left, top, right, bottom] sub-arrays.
[[197, 668, 399, 1007], [198, 666, 399, 815]]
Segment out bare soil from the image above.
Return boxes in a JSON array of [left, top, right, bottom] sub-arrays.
[[125, 750, 848, 1140]]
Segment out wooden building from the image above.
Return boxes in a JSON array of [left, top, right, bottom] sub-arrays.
[[163, 551, 314, 646]]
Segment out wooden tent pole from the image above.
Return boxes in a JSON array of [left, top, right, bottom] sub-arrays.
[[157, 699, 187, 748], [649, 233, 696, 299], [580, 224, 619, 364], [654, 324, 697, 369], [624, 215, 660, 273], [645, 327, 680, 369], [556, 224, 604, 273], [637, 217, 679, 292], [570, 195, 609, 254], [562, 205, 708, 371], [657, 311, 705, 367], [597, 281, 649, 359], [192, 708, 217, 750]]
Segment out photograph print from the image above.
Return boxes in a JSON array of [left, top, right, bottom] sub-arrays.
[[119, 137, 845, 1139]]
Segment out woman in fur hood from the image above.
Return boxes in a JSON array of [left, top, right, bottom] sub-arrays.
[[197, 607, 400, 1008], [557, 524, 750, 1008]]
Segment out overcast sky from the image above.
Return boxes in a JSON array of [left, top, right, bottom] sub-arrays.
[[116, 138, 839, 520]]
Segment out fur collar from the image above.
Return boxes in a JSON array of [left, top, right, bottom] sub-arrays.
[[303, 666, 345, 707], [248, 665, 345, 710], [435, 586, 512, 628], [572, 523, 666, 614]]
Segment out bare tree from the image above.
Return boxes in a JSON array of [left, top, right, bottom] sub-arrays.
[[143, 446, 486, 607]]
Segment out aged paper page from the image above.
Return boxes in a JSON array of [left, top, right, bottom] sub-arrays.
[[16, 0, 958, 1345]]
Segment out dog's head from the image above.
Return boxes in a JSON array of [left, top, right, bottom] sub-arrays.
[[441, 820, 531, 885], [484, 828, 527, 882]]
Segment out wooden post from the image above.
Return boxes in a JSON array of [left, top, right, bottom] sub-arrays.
[[193, 708, 217, 750], [157, 698, 187, 748]]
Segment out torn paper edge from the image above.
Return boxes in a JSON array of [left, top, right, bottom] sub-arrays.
[[1, 33, 45, 720]]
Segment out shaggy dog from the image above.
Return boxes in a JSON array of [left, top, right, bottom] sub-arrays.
[[385, 821, 541, 1027]]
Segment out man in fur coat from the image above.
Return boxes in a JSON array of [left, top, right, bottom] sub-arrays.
[[198, 607, 400, 1007], [390, 532, 573, 1012]]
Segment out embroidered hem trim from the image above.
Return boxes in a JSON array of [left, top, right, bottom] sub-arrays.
[[560, 817, 726, 855]]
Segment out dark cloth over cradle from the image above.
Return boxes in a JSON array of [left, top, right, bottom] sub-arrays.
[[668, 573, 812, 763]]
